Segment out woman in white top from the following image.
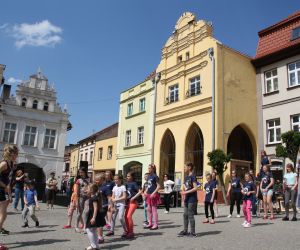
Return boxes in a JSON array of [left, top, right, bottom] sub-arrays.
[[163, 174, 174, 214], [282, 163, 298, 221], [106, 175, 127, 237]]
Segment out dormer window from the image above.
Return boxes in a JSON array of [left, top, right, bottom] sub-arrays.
[[291, 27, 300, 40], [32, 100, 38, 109], [44, 102, 49, 111], [21, 98, 27, 107]]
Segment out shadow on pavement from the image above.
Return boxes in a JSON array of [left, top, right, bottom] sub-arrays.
[[102, 243, 130, 249], [197, 230, 222, 237], [13, 229, 56, 235], [215, 220, 230, 223], [38, 225, 59, 228], [253, 223, 273, 227], [159, 224, 181, 229], [6, 239, 70, 249]]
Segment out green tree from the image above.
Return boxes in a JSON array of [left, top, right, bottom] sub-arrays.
[[207, 149, 232, 205], [276, 130, 300, 167]]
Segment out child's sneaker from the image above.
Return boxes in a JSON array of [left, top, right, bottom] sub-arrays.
[[21, 223, 29, 228], [188, 232, 197, 238], [241, 221, 247, 226], [98, 237, 104, 244], [243, 222, 251, 228], [35, 221, 39, 227], [227, 214, 232, 218], [63, 225, 72, 229], [143, 221, 149, 227], [236, 214, 241, 218], [0, 228, 10, 235], [75, 227, 81, 233], [177, 230, 188, 237]]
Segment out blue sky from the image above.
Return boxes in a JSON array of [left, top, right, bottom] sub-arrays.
[[1, 0, 299, 144]]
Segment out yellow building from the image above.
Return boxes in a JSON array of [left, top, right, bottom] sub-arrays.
[[70, 144, 79, 177], [93, 123, 118, 176], [154, 12, 258, 190]]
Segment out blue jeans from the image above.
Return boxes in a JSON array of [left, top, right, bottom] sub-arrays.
[[251, 195, 257, 215], [14, 188, 24, 210]]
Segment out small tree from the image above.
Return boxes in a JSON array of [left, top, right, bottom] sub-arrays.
[[207, 149, 232, 205], [276, 130, 300, 168]]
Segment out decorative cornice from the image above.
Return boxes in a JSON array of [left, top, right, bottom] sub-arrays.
[[120, 87, 154, 104], [125, 110, 146, 119], [123, 144, 144, 150], [156, 106, 212, 125], [156, 97, 212, 118], [262, 95, 300, 109]]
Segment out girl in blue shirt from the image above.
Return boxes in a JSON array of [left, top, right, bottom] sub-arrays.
[[226, 170, 242, 218], [241, 173, 255, 228], [203, 173, 216, 224], [260, 165, 274, 220]]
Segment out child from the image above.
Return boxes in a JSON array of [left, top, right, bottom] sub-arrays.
[[106, 175, 127, 237], [85, 184, 104, 250], [63, 177, 78, 229], [203, 173, 216, 224], [242, 173, 255, 228], [142, 173, 149, 226], [22, 181, 40, 228]]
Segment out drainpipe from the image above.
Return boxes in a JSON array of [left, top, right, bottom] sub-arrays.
[[208, 48, 215, 151], [151, 72, 161, 164]]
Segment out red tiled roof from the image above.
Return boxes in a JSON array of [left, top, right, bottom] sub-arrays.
[[144, 70, 156, 81], [254, 10, 300, 59]]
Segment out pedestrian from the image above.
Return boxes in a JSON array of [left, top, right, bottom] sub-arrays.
[[94, 173, 112, 244], [106, 174, 127, 237], [104, 171, 114, 230], [144, 164, 161, 230], [85, 183, 104, 250], [260, 150, 269, 178], [260, 165, 275, 220], [46, 172, 58, 209], [282, 163, 298, 221], [0, 144, 18, 235], [75, 167, 90, 233], [177, 162, 198, 237], [142, 172, 149, 226], [241, 173, 255, 228], [22, 180, 40, 228], [203, 173, 216, 224], [211, 171, 219, 217], [163, 174, 174, 214], [13, 169, 25, 211], [226, 170, 242, 218]]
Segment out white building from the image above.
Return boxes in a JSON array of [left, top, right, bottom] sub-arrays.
[[0, 69, 70, 199]]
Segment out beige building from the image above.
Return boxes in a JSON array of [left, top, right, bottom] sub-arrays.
[[0, 64, 5, 85], [154, 12, 258, 192], [69, 144, 79, 177], [94, 123, 118, 176], [116, 75, 155, 185]]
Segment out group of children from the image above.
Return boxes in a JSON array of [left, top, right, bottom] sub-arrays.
[[64, 164, 160, 250]]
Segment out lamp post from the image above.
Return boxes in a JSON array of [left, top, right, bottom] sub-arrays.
[[208, 48, 215, 151]]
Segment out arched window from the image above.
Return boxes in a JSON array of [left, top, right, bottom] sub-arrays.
[[43, 102, 49, 111], [32, 100, 38, 109], [21, 98, 27, 107]]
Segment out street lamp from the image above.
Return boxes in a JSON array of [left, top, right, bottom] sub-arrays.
[[208, 48, 215, 151]]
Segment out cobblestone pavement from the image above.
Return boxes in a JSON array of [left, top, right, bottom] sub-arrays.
[[1, 204, 299, 250]]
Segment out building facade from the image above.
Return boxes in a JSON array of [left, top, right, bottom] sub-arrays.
[[93, 123, 118, 177], [0, 69, 70, 199], [116, 75, 155, 185], [70, 144, 79, 177], [0, 64, 5, 85], [252, 11, 300, 180], [154, 12, 259, 192]]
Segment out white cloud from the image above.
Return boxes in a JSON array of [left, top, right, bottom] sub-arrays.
[[7, 77, 22, 85], [3, 20, 63, 49]]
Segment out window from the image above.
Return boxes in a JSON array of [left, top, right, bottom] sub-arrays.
[[139, 98, 146, 112], [3, 122, 17, 143], [90, 151, 93, 164], [291, 115, 300, 131], [32, 100, 38, 109], [291, 27, 300, 40], [265, 69, 278, 93], [21, 98, 27, 107], [24, 126, 37, 146], [80, 154, 83, 161], [186, 52, 190, 60], [127, 103, 133, 116], [267, 119, 281, 144], [177, 56, 182, 63], [169, 84, 179, 103], [44, 102, 49, 111], [125, 130, 131, 147], [189, 76, 201, 96], [137, 126, 144, 144], [107, 146, 113, 160], [44, 128, 56, 149], [288, 61, 300, 87], [98, 148, 103, 160], [85, 152, 88, 161]]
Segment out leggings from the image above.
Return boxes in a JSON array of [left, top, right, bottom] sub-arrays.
[[147, 204, 158, 227], [183, 202, 196, 234], [164, 193, 173, 212], [76, 197, 87, 228], [111, 204, 127, 232], [230, 192, 242, 215], [243, 200, 252, 224], [143, 200, 147, 221], [86, 228, 99, 249], [284, 188, 297, 218], [204, 202, 214, 219], [125, 201, 138, 234]]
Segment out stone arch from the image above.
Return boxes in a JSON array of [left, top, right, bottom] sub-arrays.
[[123, 161, 143, 186]]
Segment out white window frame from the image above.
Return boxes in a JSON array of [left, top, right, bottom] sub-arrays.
[[139, 98, 146, 112], [291, 114, 300, 132], [169, 84, 179, 103], [264, 69, 278, 93], [127, 103, 133, 116], [3, 122, 17, 144], [137, 126, 144, 144], [107, 146, 113, 160], [125, 130, 131, 147], [43, 128, 56, 149], [288, 61, 300, 87], [267, 119, 281, 144], [23, 126, 37, 147], [98, 147, 103, 160], [189, 76, 201, 96]]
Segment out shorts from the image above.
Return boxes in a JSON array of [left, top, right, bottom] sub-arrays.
[[262, 189, 273, 197], [0, 189, 6, 202], [46, 189, 56, 201]]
